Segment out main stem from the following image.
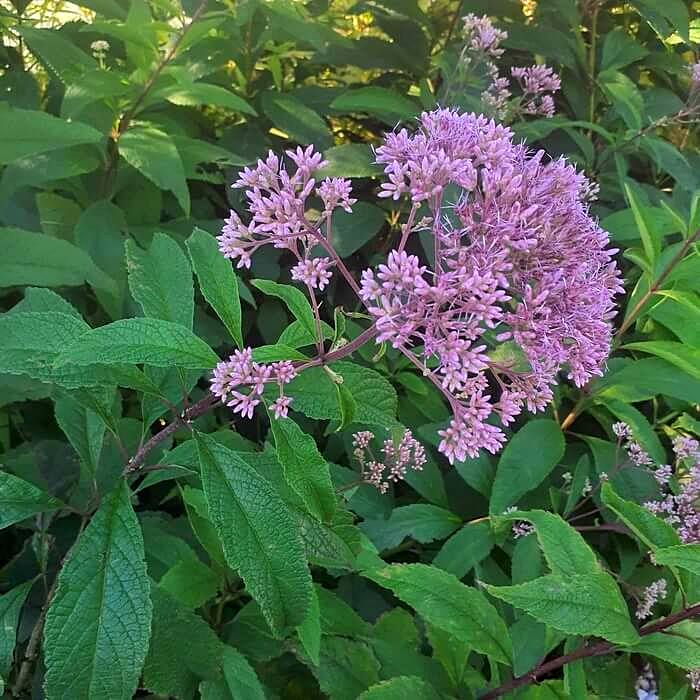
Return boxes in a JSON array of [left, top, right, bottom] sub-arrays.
[[481, 603, 700, 699]]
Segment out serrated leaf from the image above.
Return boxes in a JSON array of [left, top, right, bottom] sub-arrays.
[[199, 645, 265, 700], [43, 482, 152, 700], [126, 233, 194, 329], [485, 573, 638, 645], [195, 432, 312, 635], [119, 125, 190, 215], [251, 279, 316, 339], [57, 317, 219, 369], [297, 585, 321, 666], [624, 622, 700, 670], [335, 382, 357, 432], [490, 420, 565, 515], [654, 544, 700, 574], [432, 520, 495, 579], [159, 558, 220, 609], [269, 416, 336, 523], [365, 563, 511, 663], [359, 676, 442, 700], [315, 636, 380, 700], [187, 228, 243, 348], [0, 105, 102, 164], [0, 470, 63, 529], [360, 505, 461, 553], [143, 584, 222, 698], [0, 580, 33, 679], [500, 510, 600, 577], [601, 482, 680, 549]]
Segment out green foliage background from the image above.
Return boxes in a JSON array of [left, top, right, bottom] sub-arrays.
[[1, 0, 700, 698]]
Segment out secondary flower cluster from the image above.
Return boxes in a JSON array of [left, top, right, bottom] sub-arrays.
[[211, 348, 297, 420], [218, 146, 355, 291], [352, 430, 426, 493], [461, 14, 561, 120], [635, 579, 667, 620], [363, 108, 621, 463]]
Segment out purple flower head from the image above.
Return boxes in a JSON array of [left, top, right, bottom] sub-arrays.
[[317, 177, 357, 213], [462, 14, 507, 58], [291, 256, 334, 291], [365, 109, 621, 463]]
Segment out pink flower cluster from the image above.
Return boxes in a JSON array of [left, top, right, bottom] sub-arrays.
[[211, 348, 297, 420], [352, 429, 426, 493], [363, 109, 621, 463], [462, 13, 507, 58], [217, 146, 354, 290], [636, 579, 667, 620]]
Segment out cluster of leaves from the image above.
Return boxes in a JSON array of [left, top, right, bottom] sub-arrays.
[[1, 0, 700, 698]]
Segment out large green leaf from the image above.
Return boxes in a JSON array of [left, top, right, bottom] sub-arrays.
[[623, 341, 700, 381], [119, 126, 190, 215], [162, 83, 256, 116], [432, 520, 494, 579], [489, 420, 565, 515], [187, 228, 243, 348], [600, 28, 648, 71], [269, 416, 336, 523], [485, 573, 638, 645], [598, 69, 644, 130], [251, 279, 316, 339], [199, 645, 265, 700], [365, 563, 512, 663], [56, 318, 219, 369], [624, 622, 700, 670], [195, 432, 312, 635], [261, 92, 332, 150], [359, 677, 442, 700], [314, 636, 380, 700], [331, 202, 386, 258], [0, 106, 102, 164], [43, 482, 152, 700], [0, 228, 115, 296], [331, 87, 418, 123], [0, 580, 34, 679], [654, 544, 700, 574], [126, 233, 194, 329], [0, 470, 63, 529]]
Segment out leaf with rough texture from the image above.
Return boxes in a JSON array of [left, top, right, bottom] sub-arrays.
[[43, 481, 152, 700], [624, 622, 700, 670], [187, 228, 243, 348], [143, 585, 222, 699], [199, 645, 265, 700], [159, 558, 220, 609], [0, 228, 115, 296], [126, 233, 193, 329], [252, 279, 316, 339], [196, 432, 312, 635], [490, 420, 565, 515], [601, 483, 680, 549], [365, 563, 511, 663], [359, 677, 442, 700], [315, 636, 380, 700], [0, 580, 33, 679], [360, 505, 461, 552], [119, 126, 190, 214], [653, 544, 700, 574], [57, 317, 219, 369], [269, 416, 336, 523], [0, 470, 62, 529], [0, 106, 102, 164], [432, 521, 495, 579], [500, 510, 600, 577], [297, 585, 321, 666], [485, 573, 638, 645]]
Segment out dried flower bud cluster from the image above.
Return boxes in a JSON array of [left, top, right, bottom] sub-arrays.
[[635, 579, 667, 620], [364, 109, 621, 463], [211, 348, 297, 420], [352, 429, 426, 493]]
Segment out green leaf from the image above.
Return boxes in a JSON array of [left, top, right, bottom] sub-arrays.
[[143, 584, 222, 698], [195, 432, 312, 635], [359, 677, 442, 700], [0, 580, 33, 679], [600, 28, 648, 71], [162, 82, 256, 115], [360, 504, 461, 552], [598, 70, 644, 130], [499, 510, 600, 577], [365, 563, 512, 663], [331, 87, 418, 123], [269, 416, 336, 523], [261, 92, 332, 149], [331, 202, 386, 258], [199, 645, 265, 700], [489, 420, 565, 515], [251, 279, 316, 339], [0, 470, 62, 529], [57, 317, 219, 369], [126, 233, 194, 329], [654, 544, 700, 575], [484, 573, 638, 645], [43, 482, 152, 700], [0, 105, 102, 164], [432, 520, 494, 579], [0, 228, 115, 297], [159, 558, 220, 609], [624, 622, 700, 670], [119, 125, 190, 215], [318, 144, 381, 178], [187, 228, 243, 348], [624, 183, 660, 265], [602, 205, 680, 242], [16, 27, 96, 83], [297, 585, 321, 666], [315, 636, 380, 700], [622, 341, 700, 381], [649, 290, 700, 346], [601, 483, 680, 549], [335, 383, 357, 432]]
